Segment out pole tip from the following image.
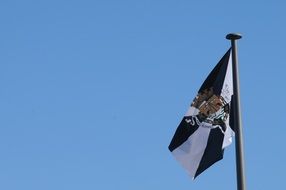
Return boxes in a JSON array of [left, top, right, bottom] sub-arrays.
[[226, 33, 242, 40]]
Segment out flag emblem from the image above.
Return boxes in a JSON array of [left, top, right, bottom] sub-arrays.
[[168, 49, 234, 179], [189, 87, 229, 126]]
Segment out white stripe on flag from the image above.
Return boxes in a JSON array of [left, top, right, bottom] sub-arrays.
[[171, 124, 211, 178], [221, 51, 234, 149]]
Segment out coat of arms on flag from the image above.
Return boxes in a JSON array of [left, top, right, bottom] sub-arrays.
[[168, 49, 235, 179]]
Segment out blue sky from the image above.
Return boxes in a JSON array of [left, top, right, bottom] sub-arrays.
[[0, 1, 285, 189]]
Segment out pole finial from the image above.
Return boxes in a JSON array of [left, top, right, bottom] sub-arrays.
[[226, 33, 242, 40]]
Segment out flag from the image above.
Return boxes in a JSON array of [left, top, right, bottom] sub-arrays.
[[168, 49, 234, 179]]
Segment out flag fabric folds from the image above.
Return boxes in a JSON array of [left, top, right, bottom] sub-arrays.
[[168, 49, 235, 179]]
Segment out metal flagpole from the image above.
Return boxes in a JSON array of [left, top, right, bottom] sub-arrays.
[[226, 33, 246, 190]]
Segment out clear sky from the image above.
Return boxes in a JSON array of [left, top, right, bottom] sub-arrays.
[[0, 1, 285, 190]]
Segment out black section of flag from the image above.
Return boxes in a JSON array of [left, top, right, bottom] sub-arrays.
[[199, 48, 231, 95], [168, 117, 199, 152], [194, 126, 225, 178]]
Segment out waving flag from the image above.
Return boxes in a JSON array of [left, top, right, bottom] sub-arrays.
[[168, 49, 234, 178]]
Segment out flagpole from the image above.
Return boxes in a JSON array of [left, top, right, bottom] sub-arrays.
[[226, 33, 246, 190]]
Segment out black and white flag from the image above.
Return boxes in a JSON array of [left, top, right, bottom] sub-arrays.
[[168, 49, 234, 179]]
